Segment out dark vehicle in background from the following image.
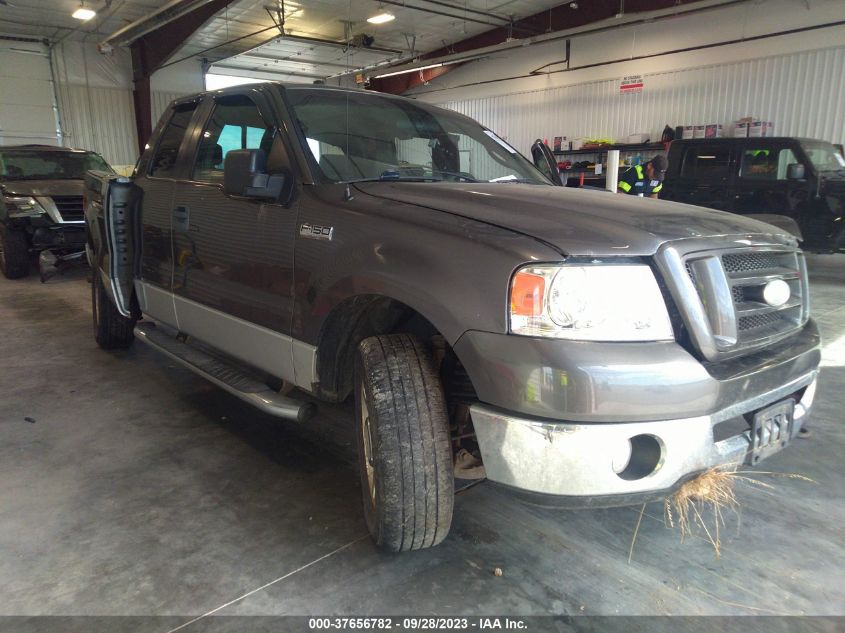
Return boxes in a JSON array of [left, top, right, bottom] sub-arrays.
[[662, 138, 845, 252], [0, 145, 113, 278], [85, 84, 819, 552]]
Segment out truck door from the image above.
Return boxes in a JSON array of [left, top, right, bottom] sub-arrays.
[[168, 90, 298, 382], [87, 173, 141, 317], [664, 142, 735, 211], [132, 100, 201, 327], [733, 142, 803, 222]]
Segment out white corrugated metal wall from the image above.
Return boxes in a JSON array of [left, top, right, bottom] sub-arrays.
[[56, 84, 139, 166], [438, 47, 845, 156]]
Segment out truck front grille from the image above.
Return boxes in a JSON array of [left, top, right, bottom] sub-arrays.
[[722, 252, 783, 273], [676, 245, 809, 359], [52, 195, 84, 222]]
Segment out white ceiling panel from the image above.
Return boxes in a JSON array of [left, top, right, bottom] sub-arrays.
[[2, 0, 574, 81], [199, 0, 568, 83], [0, 0, 170, 42]]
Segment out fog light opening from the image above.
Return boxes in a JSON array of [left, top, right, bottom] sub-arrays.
[[616, 434, 664, 481]]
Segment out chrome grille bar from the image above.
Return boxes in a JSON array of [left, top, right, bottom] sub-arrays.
[[657, 239, 808, 361]]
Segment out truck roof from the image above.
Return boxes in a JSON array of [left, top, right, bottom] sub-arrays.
[[171, 81, 424, 108], [671, 137, 826, 145], [0, 144, 99, 154]]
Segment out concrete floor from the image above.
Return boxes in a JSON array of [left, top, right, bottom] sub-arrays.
[[1, 255, 843, 624]]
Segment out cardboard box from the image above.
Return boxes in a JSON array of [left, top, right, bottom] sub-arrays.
[[693, 125, 707, 139], [734, 122, 750, 137], [748, 120, 765, 137], [682, 126, 695, 139], [704, 124, 723, 138]]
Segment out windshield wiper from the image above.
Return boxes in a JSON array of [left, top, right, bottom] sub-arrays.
[[490, 178, 543, 184], [432, 171, 479, 182], [342, 176, 446, 184]]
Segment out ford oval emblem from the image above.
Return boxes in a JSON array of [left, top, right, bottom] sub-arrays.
[[763, 279, 791, 307]]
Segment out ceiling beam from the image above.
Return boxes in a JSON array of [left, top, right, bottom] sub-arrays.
[[128, 0, 239, 153]]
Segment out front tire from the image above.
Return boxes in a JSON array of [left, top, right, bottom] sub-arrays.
[[0, 227, 30, 279], [354, 334, 454, 552], [92, 270, 135, 349]]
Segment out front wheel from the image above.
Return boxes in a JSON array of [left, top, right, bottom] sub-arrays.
[[354, 334, 454, 552], [92, 270, 135, 349]]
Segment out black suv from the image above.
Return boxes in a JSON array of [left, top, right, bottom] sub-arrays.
[[662, 137, 845, 251], [0, 145, 113, 278]]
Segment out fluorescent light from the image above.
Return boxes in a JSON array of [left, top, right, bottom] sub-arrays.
[[367, 12, 395, 24], [72, 7, 96, 20], [374, 62, 443, 78]]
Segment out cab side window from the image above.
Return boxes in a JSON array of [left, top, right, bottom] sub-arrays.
[[740, 148, 797, 180], [150, 103, 198, 177], [680, 146, 731, 179], [193, 95, 274, 183]]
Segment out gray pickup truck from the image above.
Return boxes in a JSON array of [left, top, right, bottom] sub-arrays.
[[85, 84, 820, 552]]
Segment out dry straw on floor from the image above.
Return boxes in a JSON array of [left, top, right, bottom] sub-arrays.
[[628, 466, 814, 562]]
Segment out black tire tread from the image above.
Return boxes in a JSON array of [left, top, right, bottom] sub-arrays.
[[0, 227, 30, 279], [357, 333, 453, 552]]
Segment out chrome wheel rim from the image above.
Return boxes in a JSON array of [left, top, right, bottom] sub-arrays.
[[360, 384, 376, 505]]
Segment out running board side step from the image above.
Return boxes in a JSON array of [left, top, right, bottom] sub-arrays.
[[134, 322, 316, 423]]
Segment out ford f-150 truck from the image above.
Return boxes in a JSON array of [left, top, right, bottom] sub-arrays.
[[85, 84, 820, 552]]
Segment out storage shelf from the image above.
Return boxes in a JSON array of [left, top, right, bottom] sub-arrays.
[[558, 165, 640, 173], [552, 142, 666, 156]]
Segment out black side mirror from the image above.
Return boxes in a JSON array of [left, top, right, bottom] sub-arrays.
[[787, 163, 805, 180], [530, 139, 563, 186], [224, 149, 288, 199]]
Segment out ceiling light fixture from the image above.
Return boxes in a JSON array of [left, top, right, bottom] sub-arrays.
[[72, 2, 96, 20], [367, 12, 395, 24]]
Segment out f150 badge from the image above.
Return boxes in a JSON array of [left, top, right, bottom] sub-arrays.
[[299, 223, 333, 241]]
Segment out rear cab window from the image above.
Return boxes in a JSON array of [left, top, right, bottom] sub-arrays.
[[680, 145, 732, 179], [149, 102, 199, 178]]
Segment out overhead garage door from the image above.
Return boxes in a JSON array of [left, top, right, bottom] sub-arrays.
[[0, 41, 59, 146]]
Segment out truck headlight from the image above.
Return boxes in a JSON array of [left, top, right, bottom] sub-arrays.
[[5, 196, 46, 218], [509, 264, 674, 341]]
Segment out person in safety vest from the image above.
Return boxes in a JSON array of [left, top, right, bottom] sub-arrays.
[[618, 154, 668, 198]]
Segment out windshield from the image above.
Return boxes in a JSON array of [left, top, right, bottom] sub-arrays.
[[0, 150, 112, 180], [800, 141, 845, 173], [285, 88, 550, 185]]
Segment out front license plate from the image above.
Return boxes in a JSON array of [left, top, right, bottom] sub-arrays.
[[747, 399, 795, 465]]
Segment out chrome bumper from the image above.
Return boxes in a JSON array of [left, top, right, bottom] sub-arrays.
[[470, 372, 817, 498]]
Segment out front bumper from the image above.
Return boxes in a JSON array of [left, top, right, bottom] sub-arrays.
[[30, 225, 86, 250], [459, 321, 820, 501]]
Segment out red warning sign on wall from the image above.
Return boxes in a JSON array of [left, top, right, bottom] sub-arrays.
[[620, 75, 644, 94]]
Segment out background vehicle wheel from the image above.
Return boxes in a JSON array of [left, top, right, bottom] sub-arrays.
[[0, 227, 30, 279], [354, 333, 454, 552], [92, 270, 135, 349]]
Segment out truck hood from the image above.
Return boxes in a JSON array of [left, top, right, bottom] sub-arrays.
[[0, 179, 84, 197], [355, 182, 790, 256]]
